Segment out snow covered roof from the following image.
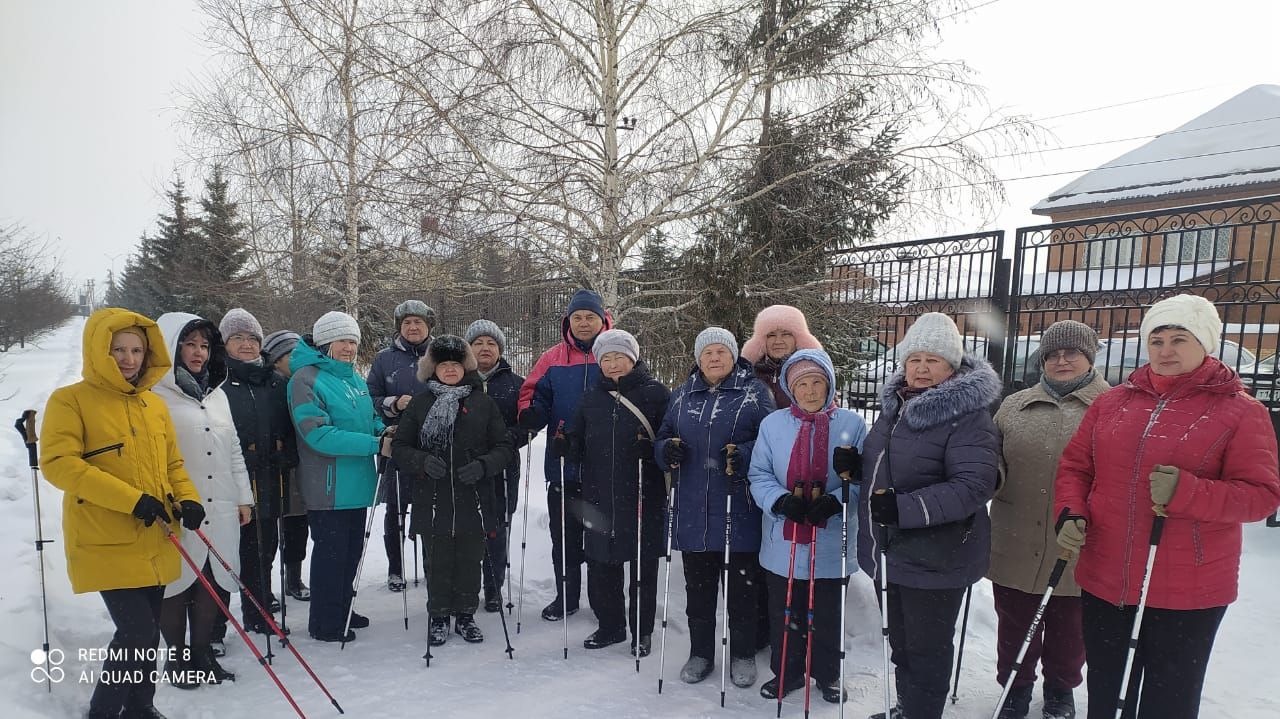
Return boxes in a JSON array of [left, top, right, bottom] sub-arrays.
[[1032, 85, 1280, 215]]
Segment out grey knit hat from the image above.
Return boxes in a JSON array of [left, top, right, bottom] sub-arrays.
[[313, 311, 361, 346], [219, 308, 264, 343], [465, 319, 507, 356], [262, 330, 300, 365], [592, 328, 640, 363], [1039, 320, 1099, 365], [694, 326, 739, 363], [896, 312, 964, 369], [394, 300, 437, 329]]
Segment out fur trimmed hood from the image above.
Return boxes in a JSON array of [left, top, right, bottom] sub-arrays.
[[880, 353, 1002, 430], [417, 334, 479, 382]]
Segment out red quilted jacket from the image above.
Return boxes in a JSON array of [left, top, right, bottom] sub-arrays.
[[1055, 357, 1280, 610]]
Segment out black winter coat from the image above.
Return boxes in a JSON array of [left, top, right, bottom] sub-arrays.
[[567, 362, 670, 564], [366, 334, 430, 506], [392, 372, 515, 539], [222, 357, 298, 519], [479, 359, 529, 516]]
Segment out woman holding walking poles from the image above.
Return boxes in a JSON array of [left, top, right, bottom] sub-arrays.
[[989, 320, 1108, 719], [40, 308, 203, 719], [748, 348, 865, 706], [857, 312, 1000, 719], [1055, 294, 1280, 719], [654, 327, 775, 689]]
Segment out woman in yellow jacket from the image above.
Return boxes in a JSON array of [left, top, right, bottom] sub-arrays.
[[40, 308, 203, 719]]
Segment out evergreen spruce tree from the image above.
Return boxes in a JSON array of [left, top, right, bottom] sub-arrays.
[[194, 166, 250, 319]]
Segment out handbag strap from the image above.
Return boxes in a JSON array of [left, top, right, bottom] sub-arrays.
[[609, 391, 656, 440]]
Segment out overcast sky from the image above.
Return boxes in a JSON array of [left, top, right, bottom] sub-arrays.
[[1, 1, 1278, 292]]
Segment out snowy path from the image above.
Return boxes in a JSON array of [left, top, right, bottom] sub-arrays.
[[0, 318, 1277, 718]]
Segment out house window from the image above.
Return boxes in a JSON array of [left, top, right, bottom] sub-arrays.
[[1084, 233, 1144, 269], [1163, 227, 1232, 263]]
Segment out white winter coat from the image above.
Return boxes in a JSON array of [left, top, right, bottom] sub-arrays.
[[154, 312, 253, 596]]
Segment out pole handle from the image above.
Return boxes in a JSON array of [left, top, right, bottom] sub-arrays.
[[1148, 512, 1166, 545], [15, 410, 37, 467]]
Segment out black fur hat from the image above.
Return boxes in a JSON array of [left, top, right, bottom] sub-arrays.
[[417, 334, 478, 381]]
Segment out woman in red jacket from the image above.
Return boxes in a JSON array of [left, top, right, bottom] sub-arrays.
[[1055, 294, 1280, 719]]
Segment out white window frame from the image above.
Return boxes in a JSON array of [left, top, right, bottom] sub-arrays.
[[1163, 227, 1232, 264], [1083, 232, 1144, 269]]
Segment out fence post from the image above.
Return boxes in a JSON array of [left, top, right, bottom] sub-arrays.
[[988, 255, 1012, 382]]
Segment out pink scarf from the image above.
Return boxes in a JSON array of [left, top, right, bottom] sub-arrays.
[[784, 401, 836, 543]]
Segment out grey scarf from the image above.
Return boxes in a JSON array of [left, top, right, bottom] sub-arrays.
[[418, 380, 473, 453], [174, 365, 209, 401], [1041, 368, 1096, 400]]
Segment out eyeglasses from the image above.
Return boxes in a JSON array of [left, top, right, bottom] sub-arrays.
[[1044, 349, 1085, 363]]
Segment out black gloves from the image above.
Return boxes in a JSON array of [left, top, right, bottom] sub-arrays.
[[178, 500, 205, 531], [870, 489, 899, 526], [132, 494, 171, 527], [424, 455, 448, 481], [517, 407, 546, 433], [456, 461, 485, 485], [634, 436, 654, 461], [551, 434, 571, 458], [661, 440, 687, 467], [832, 446, 861, 480], [773, 493, 808, 524], [806, 494, 842, 525]]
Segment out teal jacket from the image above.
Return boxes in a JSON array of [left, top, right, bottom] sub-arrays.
[[287, 340, 385, 511]]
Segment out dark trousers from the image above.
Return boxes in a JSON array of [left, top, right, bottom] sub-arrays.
[[424, 532, 485, 617], [214, 514, 307, 640], [239, 516, 280, 622], [765, 570, 842, 684], [1081, 591, 1226, 719], [548, 482, 584, 607], [383, 470, 410, 577], [281, 513, 309, 564], [482, 520, 508, 597], [307, 509, 366, 637], [683, 551, 760, 659], [993, 583, 1084, 691], [881, 582, 967, 719], [588, 557, 659, 638], [161, 560, 229, 651], [90, 586, 164, 716]]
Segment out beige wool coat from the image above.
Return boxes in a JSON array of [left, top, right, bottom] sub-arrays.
[[988, 373, 1110, 596]]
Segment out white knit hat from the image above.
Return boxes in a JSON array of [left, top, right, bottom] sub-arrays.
[[694, 326, 739, 363], [1140, 294, 1221, 355], [896, 312, 964, 369], [313, 311, 361, 346]]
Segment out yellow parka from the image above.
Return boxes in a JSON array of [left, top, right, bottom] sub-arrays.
[[39, 308, 200, 593]]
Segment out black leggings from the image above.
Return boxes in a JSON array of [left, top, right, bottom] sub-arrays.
[[89, 586, 164, 716], [160, 560, 228, 651]]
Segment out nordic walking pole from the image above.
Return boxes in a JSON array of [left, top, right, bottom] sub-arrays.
[[719, 444, 737, 707], [802, 517, 819, 719], [160, 518, 311, 718], [1115, 506, 1167, 719], [657, 455, 680, 694], [15, 411, 53, 693], [477, 493, 515, 659], [249, 476, 275, 664], [516, 433, 533, 633], [635, 453, 645, 674], [876, 496, 892, 719], [395, 464, 409, 631], [777, 483, 805, 719], [341, 458, 389, 650], [560, 447, 570, 660], [171, 498, 345, 714], [991, 513, 1073, 719], [836, 456, 860, 719], [950, 584, 973, 703], [278, 458, 290, 638]]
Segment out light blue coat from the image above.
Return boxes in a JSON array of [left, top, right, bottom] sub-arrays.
[[748, 349, 866, 579]]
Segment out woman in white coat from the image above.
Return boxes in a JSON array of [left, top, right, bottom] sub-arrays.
[[153, 312, 252, 687]]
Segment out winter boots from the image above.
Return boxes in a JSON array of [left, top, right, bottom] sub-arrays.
[[209, 639, 225, 657], [454, 613, 484, 643], [998, 684, 1033, 719], [631, 634, 652, 658], [818, 679, 847, 704], [680, 656, 714, 684], [388, 574, 407, 593], [309, 628, 356, 643], [190, 645, 235, 684], [286, 562, 310, 601], [759, 673, 805, 700], [541, 597, 579, 621], [161, 649, 198, 691], [120, 706, 168, 719], [868, 708, 907, 719], [483, 589, 503, 613], [348, 612, 370, 629], [428, 616, 451, 646], [729, 656, 757, 688], [583, 627, 627, 650], [1043, 687, 1076, 719]]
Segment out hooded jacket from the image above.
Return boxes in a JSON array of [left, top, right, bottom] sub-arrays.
[[856, 354, 1001, 590], [153, 312, 254, 596], [655, 358, 777, 553], [40, 309, 200, 593], [366, 333, 430, 506], [1055, 357, 1280, 610], [748, 349, 866, 579], [287, 339, 385, 511], [222, 355, 298, 520]]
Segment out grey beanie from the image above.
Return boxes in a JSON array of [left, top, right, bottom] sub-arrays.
[[313, 311, 361, 346], [1040, 320, 1099, 365], [262, 330, 300, 365], [394, 300, 437, 329], [465, 319, 507, 356], [592, 328, 640, 363], [219, 308, 264, 343], [896, 312, 964, 369], [694, 326, 739, 364]]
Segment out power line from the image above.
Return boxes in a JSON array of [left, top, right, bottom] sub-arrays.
[[982, 114, 1280, 162], [1035, 86, 1221, 123]]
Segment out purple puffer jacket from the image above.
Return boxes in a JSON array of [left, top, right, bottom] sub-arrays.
[[856, 354, 1001, 590]]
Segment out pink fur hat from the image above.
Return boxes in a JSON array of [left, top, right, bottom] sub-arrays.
[[740, 304, 823, 363]]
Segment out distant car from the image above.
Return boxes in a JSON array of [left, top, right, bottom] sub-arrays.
[[1094, 337, 1256, 387], [845, 335, 1041, 408], [1239, 353, 1278, 404]]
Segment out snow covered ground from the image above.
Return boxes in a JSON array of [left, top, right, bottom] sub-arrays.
[[1, 318, 1277, 718]]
